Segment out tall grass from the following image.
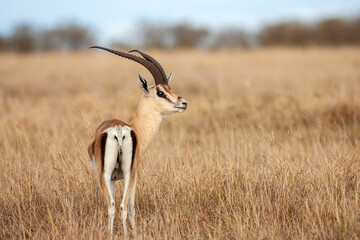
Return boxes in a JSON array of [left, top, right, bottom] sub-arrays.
[[0, 48, 359, 239]]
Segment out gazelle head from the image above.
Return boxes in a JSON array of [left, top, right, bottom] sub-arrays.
[[90, 46, 187, 116]]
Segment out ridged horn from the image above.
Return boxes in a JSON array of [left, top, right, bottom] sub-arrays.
[[129, 49, 168, 84], [90, 46, 165, 85]]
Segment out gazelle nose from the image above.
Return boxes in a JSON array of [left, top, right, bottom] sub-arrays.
[[178, 96, 187, 108]]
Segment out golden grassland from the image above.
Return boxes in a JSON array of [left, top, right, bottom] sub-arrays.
[[0, 48, 359, 239]]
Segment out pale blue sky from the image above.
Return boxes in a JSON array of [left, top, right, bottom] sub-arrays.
[[1, 0, 359, 43]]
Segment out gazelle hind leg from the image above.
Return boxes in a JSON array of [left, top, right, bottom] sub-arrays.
[[110, 180, 116, 234], [103, 173, 116, 235], [98, 174, 115, 236], [128, 175, 137, 236], [120, 171, 130, 237], [101, 129, 122, 236]]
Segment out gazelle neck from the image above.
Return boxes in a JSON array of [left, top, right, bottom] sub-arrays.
[[130, 95, 163, 155]]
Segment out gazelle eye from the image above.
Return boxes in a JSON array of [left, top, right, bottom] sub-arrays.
[[157, 91, 165, 98], [122, 136, 125, 140]]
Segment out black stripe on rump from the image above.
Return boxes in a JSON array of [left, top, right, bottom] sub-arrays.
[[117, 149, 121, 165], [100, 132, 108, 172], [91, 141, 95, 155], [130, 130, 137, 170]]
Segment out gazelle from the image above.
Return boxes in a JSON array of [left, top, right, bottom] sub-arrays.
[[87, 46, 188, 237]]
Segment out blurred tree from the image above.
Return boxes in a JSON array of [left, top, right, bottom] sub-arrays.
[[171, 24, 209, 48], [0, 35, 9, 51], [316, 18, 360, 45], [259, 22, 312, 46], [212, 28, 251, 49], [259, 17, 360, 46], [1, 16, 359, 52], [140, 23, 208, 49], [351, 18, 360, 44], [39, 23, 94, 51], [141, 24, 172, 48], [9, 24, 36, 52], [110, 41, 133, 50]]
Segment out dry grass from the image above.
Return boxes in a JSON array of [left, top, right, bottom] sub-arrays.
[[0, 47, 359, 239]]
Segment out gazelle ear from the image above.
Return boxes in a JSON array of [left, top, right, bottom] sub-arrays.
[[167, 72, 173, 84], [138, 74, 149, 96]]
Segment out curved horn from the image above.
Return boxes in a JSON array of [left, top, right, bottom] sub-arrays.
[[90, 46, 165, 85], [129, 49, 168, 84]]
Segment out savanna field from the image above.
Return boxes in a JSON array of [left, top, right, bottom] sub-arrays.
[[0, 48, 359, 239]]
